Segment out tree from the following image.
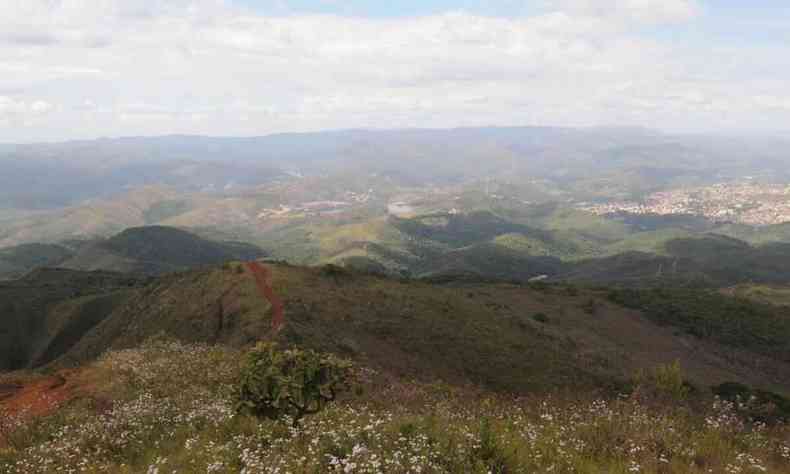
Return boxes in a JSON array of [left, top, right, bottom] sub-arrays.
[[234, 342, 353, 425]]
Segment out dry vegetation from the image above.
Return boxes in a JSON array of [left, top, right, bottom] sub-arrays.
[[1, 339, 789, 473]]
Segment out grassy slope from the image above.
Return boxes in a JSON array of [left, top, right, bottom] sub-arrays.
[[725, 284, 790, 307], [57, 264, 790, 396], [539, 208, 632, 242], [602, 228, 697, 256], [0, 269, 143, 371], [0, 186, 179, 248], [61, 226, 266, 275], [4, 340, 790, 473], [0, 243, 74, 280]]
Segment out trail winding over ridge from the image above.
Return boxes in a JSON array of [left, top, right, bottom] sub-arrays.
[[245, 261, 285, 333]]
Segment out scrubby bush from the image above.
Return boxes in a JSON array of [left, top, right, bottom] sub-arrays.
[[234, 342, 353, 425], [320, 264, 350, 278], [532, 312, 549, 324], [3, 344, 790, 473], [713, 382, 790, 424], [633, 360, 690, 402], [606, 288, 790, 359]]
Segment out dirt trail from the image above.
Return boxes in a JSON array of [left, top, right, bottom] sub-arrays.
[[245, 261, 285, 333], [2, 261, 285, 434], [1, 372, 75, 421]]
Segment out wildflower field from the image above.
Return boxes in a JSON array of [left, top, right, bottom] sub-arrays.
[[1, 340, 789, 473]]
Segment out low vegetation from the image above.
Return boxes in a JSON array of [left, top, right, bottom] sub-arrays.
[[2, 340, 790, 473], [607, 288, 790, 360], [235, 342, 353, 424]]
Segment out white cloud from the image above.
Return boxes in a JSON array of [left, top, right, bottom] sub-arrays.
[[0, 0, 787, 141], [0, 96, 56, 125], [551, 0, 699, 25], [30, 100, 53, 114]]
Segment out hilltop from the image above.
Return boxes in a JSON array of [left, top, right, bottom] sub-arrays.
[[2, 259, 790, 473], [2, 261, 787, 397], [61, 226, 266, 275], [1, 262, 790, 473], [6, 207, 790, 289]]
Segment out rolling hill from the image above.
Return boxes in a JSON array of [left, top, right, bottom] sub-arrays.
[[0, 268, 144, 371], [0, 243, 74, 280], [61, 226, 266, 275], [2, 262, 787, 396]]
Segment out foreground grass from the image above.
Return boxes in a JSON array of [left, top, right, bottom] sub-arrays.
[[2, 340, 789, 473]]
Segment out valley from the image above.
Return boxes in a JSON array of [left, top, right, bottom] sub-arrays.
[[5, 0, 790, 466], [3, 130, 790, 473]]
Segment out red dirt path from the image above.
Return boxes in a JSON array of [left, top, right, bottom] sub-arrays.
[[0, 370, 81, 434], [2, 261, 285, 437], [245, 261, 285, 333]]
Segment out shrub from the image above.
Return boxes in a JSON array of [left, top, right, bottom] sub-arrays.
[[713, 382, 790, 424], [235, 342, 353, 425], [320, 264, 350, 278], [532, 313, 549, 324], [633, 360, 690, 402]]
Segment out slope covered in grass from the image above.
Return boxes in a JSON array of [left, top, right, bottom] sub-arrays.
[[0, 243, 74, 280], [0, 268, 144, 371], [3, 340, 790, 473], [727, 284, 790, 307], [42, 263, 790, 397], [61, 226, 266, 275]]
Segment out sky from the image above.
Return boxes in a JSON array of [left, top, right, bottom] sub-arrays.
[[1, 0, 789, 142]]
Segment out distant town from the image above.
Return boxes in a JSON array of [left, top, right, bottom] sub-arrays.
[[579, 183, 790, 226], [256, 190, 374, 219]]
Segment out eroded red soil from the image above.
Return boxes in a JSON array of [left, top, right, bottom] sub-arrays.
[[245, 261, 285, 332], [0, 370, 86, 420], [1, 261, 286, 441]]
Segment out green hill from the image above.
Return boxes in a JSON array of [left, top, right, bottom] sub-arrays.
[[556, 235, 790, 287], [3, 261, 790, 473], [0, 243, 74, 280], [0, 268, 145, 371], [0, 263, 776, 396], [61, 226, 266, 275]]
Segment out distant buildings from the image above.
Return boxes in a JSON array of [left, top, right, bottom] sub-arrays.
[[579, 183, 790, 225]]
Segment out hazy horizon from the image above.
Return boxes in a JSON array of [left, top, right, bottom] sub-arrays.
[[3, 124, 790, 147], [2, 0, 790, 142]]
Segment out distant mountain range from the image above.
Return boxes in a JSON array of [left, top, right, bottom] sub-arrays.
[[4, 133, 790, 474], [1, 127, 789, 396], [2, 127, 789, 210]]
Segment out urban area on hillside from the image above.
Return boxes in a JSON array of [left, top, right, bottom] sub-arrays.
[[579, 182, 790, 225]]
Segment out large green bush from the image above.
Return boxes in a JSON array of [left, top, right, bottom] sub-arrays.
[[235, 342, 353, 425]]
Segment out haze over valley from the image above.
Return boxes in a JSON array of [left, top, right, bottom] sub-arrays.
[[3, 128, 790, 287], [3, 1, 790, 473]]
